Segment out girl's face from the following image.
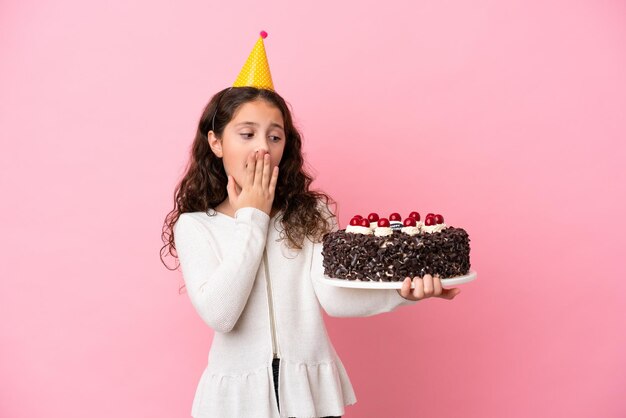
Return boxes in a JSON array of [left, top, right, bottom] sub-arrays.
[[208, 99, 286, 189]]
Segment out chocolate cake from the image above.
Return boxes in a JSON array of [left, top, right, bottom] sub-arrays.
[[321, 212, 471, 282]]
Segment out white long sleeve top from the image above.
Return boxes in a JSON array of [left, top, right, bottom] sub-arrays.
[[173, 204, 417, 418]]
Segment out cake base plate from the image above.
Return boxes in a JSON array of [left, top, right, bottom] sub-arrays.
[[318, 270, 477, 289]]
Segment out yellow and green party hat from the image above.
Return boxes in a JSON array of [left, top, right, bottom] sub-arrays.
[[232, 30, 275, 91]]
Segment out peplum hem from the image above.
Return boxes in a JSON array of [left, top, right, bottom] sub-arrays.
[[190, 358, 357, 418], [191, 364, 278, 418], [279, 358, 357, 418]]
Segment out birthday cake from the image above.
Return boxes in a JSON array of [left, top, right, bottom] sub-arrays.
[[321, 212, 471, 282]]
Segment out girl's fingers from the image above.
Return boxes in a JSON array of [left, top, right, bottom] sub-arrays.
[[268, 166, 279, 196], [422, 274, 434, 297], [245, 151, 256, 188], [433, 274, 443, 296], [399, 277, 412, 299], [261, 153, 271, 189], [254, 151, 264, 187], [401, 274, 459, 301], [412, 277, 425, 299]]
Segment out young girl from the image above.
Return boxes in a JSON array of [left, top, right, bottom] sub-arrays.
[[161, 32, 460, 418]]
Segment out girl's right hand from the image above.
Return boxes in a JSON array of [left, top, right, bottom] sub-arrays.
[[226, 150, 279, 217], [397, 274, 461, 301]]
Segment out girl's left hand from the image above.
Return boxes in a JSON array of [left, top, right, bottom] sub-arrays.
[[397, 274, 461, 301]]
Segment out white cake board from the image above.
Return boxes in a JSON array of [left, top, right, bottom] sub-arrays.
[[316, 270, 477, 289]]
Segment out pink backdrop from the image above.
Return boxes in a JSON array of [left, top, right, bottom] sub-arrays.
[[2, 0, 625, 417]]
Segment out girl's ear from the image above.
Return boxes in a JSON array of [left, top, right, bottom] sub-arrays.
[[207, 130, 223, 158]]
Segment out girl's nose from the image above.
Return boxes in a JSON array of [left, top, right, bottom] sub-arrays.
[[255, 145, 269, 154]]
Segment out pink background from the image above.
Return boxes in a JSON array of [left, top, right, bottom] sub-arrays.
[[2, 0, 625, 417]]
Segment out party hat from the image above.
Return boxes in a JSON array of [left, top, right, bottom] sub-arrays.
[[233, 30, 275, 91]]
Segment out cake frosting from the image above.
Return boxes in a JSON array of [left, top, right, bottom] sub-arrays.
[[421, 223, 448, 233], [400, 226, 420, 236], [374, 226, 393, 237], [345, 225, 373, 235]]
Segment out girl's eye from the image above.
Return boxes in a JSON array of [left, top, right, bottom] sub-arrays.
[[240, 133, 282, 142]]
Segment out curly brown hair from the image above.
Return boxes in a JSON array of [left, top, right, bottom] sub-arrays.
[[160, 86, 337, 272]]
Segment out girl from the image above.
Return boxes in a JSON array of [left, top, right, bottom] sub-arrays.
[[161, 33, 460, 418]]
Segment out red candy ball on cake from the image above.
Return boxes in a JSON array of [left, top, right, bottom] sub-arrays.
[[359, 218, 370, 227], [378, 218, 390, 227], [403, 217, 417, 227], [389, 213, 401, 222], [349, 217, 360, 226], [435, 214, 444, 224], [353, 214, 363, 220], [368, 212, 379, 222], [424, 216, 436, 226], [408, 211, 420, 221]]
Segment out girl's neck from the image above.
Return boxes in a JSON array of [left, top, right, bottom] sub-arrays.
[[214, 200, 279, 218]]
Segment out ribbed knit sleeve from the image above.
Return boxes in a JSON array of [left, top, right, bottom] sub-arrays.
[[174, 207, 270, 332], [310, 208, 418, 318]]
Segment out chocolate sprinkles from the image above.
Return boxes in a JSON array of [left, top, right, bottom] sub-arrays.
[[322, 227, 471, 281]]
